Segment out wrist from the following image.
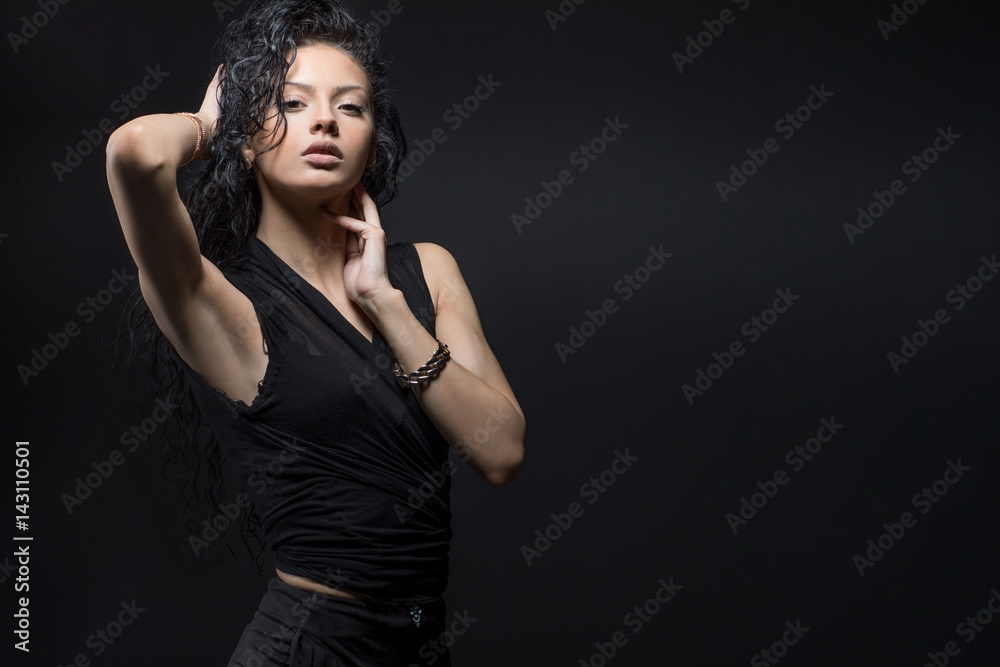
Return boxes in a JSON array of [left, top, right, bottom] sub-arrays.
[[174, 112, 207, 165], [193, 111, 217, 159], [357, 287, 406, 321], [194, 111, 218, 139]]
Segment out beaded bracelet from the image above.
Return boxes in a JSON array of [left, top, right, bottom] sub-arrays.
[[174, 112, 204, 167], [393, 340, 450, 389]]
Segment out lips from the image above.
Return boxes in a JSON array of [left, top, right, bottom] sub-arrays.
[[302, 141, 343, 158]]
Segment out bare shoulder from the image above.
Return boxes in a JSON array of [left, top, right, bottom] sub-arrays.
[[411, 241, 523, 419], [411, 242, 466, 314]]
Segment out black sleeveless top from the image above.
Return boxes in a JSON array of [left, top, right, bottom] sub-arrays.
[[169, 235, 452, 602]]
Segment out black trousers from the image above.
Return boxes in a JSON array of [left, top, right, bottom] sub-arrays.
[[227, 576, 451, 667]]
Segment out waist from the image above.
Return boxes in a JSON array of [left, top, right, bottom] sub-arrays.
[[275, 568, 442, 605]]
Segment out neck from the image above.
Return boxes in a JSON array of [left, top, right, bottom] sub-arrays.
[[255, 188, 354, 295]]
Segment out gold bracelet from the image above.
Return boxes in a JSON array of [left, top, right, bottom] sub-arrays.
[[174, 112, 204, 167], [393, 340, 450, 390]]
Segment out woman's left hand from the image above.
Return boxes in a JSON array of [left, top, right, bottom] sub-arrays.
[[324, 182, 394, 309]]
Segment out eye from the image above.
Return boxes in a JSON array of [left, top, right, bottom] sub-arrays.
[[281, 99, 304, 111], [340, 103, 365, 115]]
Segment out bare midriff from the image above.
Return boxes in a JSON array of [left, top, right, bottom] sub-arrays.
[[276, 568, 364, 601]]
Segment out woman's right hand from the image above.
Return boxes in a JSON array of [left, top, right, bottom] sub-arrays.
[[195, 64, 224, 150]]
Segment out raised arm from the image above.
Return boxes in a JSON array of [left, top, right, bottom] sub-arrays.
[[104, 66, 267, 405]]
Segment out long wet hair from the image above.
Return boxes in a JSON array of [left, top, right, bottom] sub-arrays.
[[112, 0, 407, 572]]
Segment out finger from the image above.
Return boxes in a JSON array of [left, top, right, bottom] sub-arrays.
[[323, 210, 372, 237], [345, 225, 359, 256], [328, 213, 380, 259]]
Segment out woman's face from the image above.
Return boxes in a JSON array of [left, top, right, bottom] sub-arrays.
[[245, 43, 375, 205]]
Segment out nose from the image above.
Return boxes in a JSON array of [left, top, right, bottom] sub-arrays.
[[312, 107, 338, 135]]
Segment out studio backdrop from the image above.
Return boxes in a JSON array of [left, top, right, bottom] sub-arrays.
[[3, 0, 999, 665]]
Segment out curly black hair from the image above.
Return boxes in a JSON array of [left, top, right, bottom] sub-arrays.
[[112, 0, 407, 572]]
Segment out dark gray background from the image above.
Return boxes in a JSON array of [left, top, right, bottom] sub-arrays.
[[3, 0, 999, 664]]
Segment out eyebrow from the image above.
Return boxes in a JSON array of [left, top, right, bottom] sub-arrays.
[[284, 81, 368, 98]]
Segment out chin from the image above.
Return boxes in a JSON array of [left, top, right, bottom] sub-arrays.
[[283, 174, 360, 197]]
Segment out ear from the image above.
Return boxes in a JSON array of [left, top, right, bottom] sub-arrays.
[[241, 143, 255, 167]]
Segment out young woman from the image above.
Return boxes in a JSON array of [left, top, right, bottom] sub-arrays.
[[105, 0, 526, 664]]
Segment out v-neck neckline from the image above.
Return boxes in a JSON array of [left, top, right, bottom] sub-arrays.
[[251, 235, 381, 350]]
